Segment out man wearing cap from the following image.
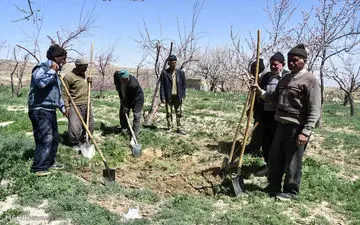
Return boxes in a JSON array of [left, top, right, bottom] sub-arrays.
[[160, 55, 186, 134], [62, 57, 94, 148], [113, 70, 144, 138], [28, 44, 67, 176], [253, 52, 290, 177], [253, 44, 321, 200]]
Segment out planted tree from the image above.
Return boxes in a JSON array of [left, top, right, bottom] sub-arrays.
[[327, 57, 360, 116]]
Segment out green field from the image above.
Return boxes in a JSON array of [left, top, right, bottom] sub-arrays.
[[0, 86, 359, 225]]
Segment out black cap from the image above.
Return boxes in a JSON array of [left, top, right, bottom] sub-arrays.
[[288, 44, 307, 59], [167, 55, 177, 61], [270, 52, 285, 65]]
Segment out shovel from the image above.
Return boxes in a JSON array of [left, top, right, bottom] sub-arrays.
[[59, 75, 115, 182], [221, 92, 251, 179], [81, 42, 95, 159], [232, 29, 261, 196], [125, 113, 142, 157]]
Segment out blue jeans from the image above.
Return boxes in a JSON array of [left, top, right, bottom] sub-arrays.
[[29, 109, 59, 172]]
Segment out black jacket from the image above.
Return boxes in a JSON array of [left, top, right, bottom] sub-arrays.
[[160, 68, 186, 102], [114, 75, 144, 107]]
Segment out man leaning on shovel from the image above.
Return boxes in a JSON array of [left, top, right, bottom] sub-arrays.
[[62, 58, 94, 152]]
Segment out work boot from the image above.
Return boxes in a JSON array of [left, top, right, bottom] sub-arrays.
[[254, 165, 268, 177], [176, 129, 186, 135], [120, 128, 129, 136], [34, 170, 51, 177], [276, 192, 296, 201], [50, 163, 65, 170]]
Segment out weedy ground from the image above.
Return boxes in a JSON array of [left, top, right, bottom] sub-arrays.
[[0, 86, 359, 225]]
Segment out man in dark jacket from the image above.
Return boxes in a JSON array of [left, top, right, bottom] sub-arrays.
[[254, 44, 321, 200], [160, 55, 186, 134], [28, 44, 67, 176], [253, 52, 290, 177], [114, 70, 144, 138]]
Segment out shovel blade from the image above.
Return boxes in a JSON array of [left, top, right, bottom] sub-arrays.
[[131, 143, 142, 157], [80, 143, 95, 159], [231, 173, 245, 196]]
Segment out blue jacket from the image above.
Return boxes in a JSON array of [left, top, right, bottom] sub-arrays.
[[28, 60, 66, 113]]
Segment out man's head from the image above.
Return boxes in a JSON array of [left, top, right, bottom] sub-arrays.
[[74, 57, 89, 74], [116, 70, 130, 83], [46, 44, 67, 68], [269, 52, 285, 75], [287, 44, 307, 73], [167, 55, 177, 70], [250, 58, 265, 76]]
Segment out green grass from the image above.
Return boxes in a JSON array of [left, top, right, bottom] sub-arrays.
[[0, 85, 359, 224]]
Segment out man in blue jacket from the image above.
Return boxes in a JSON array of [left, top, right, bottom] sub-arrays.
[[28, 44, 68, 176], [160, 55, 186, 134]]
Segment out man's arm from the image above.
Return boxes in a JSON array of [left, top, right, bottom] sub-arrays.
[[33, 67, 57, 88], [302, 77, 321, 136], [159, 71, 165, 102]]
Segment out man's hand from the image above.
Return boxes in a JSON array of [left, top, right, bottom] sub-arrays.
[[297, 134, 308, 147], [51, 61, 59, 72], [87, 77, 93, 84], [63, 108, 69, 118], [251, 83, 263, 95]]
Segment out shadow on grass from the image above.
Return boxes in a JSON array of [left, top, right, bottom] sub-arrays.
[[99, 122, 121, 135]]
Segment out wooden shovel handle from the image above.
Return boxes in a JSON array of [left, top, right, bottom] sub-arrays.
[[86, 42, 94, 141], [237, 29, 261, 168], [228, 92, 251, 163]]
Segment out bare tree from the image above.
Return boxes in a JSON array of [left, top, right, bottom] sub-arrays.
[[13, 0, 40, 23], [137, 0, 204, 126], [296, 0, 360, 104], [195, 46, 233, 92], [94, 44, 117, 98], [10, 47, 29, 97], [327, 57, 360, 116]]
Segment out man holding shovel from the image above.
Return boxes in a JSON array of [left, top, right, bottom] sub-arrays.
[[252, 52, 289, 177], [62, 58, 94, 152], [28, 44, 67, 176], [253, 44, 321, 200], [114, 70, 144, 139]]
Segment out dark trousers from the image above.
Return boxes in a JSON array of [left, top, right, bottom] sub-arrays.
[[165, 95, 183, 129], [245, 119, 262, 155], [68, 104, 94, 146], [261, 112, 277, 164], [268, 123, 308, 194], [29, 109, 59, 172], [119, 100, 144, 135]]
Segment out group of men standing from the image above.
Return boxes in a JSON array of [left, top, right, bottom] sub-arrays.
[[248, 44, 321, 200], [27, 44, 186, 177], [27, 43, 321, 201]]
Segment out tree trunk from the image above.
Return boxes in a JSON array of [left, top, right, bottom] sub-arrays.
[[343, 93, 349, 106], [100, 75, 105, 98], [144, 78, 161, 126], [349, 94, 355, 116]]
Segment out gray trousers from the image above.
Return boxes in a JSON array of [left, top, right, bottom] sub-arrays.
[[165, 95, 183, 129], [267, 123, 308, 194], [68, 104, 94, 146]]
